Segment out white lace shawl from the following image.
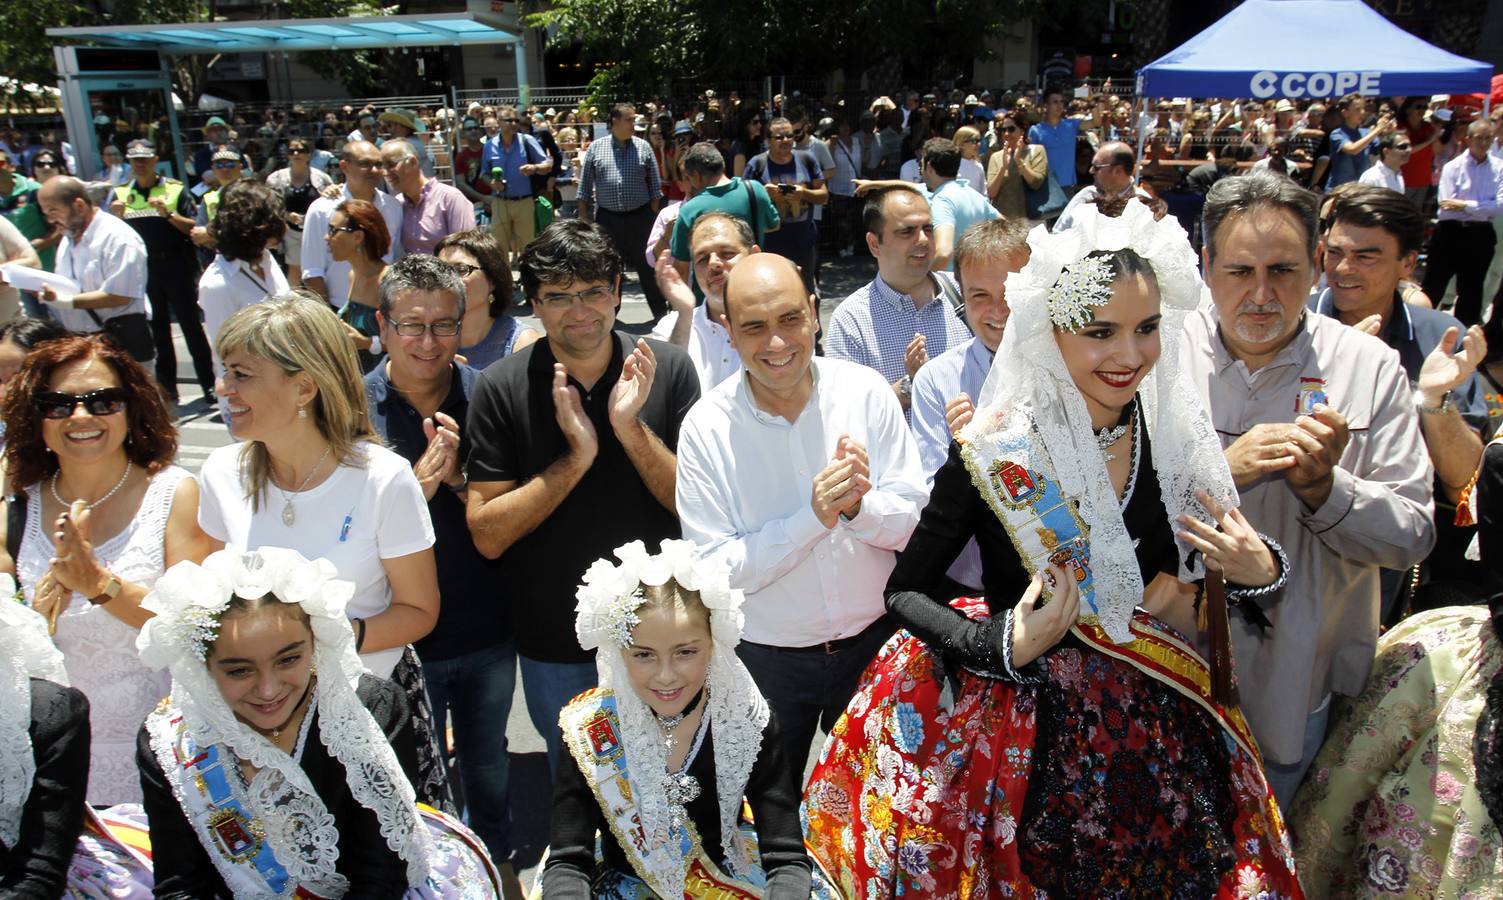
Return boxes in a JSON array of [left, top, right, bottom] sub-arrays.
[[576, 540, 769, 897], [0, 592, 69, 850], [137, 548, 435, 893], [961, 201, 1238, 642]]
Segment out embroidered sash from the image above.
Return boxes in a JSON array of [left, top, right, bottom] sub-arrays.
[[960, 425, 1264, 767], [560, 689, 764, 899], [145, 704, 333, 900]]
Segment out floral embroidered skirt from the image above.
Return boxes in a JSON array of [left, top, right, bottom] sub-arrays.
[[1290, 606, 1503, 897], [801, 596, 1302, 899]]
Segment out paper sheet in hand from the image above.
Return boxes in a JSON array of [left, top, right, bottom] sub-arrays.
[[0, 264, 78, 301]]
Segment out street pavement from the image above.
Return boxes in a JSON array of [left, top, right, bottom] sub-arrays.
[[166, 251, 880, 884]]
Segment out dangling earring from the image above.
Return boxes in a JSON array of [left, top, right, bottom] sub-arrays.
[[298, 406, 308, 419]]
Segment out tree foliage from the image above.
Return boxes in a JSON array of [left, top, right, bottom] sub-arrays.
[[531, 0, 1111, 97]]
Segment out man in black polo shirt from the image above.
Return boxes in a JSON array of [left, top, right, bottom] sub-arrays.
[[464, 220, 700, 771], [363, 254, 527, 898]]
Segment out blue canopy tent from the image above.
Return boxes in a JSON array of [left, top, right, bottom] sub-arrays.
[[1136, 0, 1492, 101]]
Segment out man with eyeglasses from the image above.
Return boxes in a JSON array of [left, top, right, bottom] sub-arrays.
[[463, 220, 699, 774], [1052, 140, 1150, 233], [109, 139, 214, 403], [189, 145, 246, 250], [382, 140, 475, 256], [362, 254, 527, 899], [1358, 133, 1413, 195], [300, 141, 404, 306], [741, 117, 828, 294], [479, 105, 550, 270]]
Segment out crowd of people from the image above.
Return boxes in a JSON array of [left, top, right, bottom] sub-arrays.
[[0, 78, 1501, 899]]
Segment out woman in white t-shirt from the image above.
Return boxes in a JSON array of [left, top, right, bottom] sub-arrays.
[[196, 290, 453, 809]]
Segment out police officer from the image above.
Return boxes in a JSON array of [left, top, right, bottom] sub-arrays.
[[111, 139, 215, 404]]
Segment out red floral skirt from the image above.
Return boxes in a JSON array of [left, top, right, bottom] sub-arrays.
[[800, 597, 1302, 899]]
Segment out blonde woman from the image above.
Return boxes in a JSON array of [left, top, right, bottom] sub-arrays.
[[952, 125, 988, 197], [195, 291, 453, 809]]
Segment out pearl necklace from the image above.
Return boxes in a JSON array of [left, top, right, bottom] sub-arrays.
[[51, 460, 133, 511], [277, 447, 331, 526]]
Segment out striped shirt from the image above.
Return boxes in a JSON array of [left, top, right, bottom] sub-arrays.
[[578, 135, 662, 214]]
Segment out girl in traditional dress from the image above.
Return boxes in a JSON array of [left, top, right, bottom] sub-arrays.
[[133, 547, 500, 899], [542, 539, 837, 899], [801, 200, 1304, 898]]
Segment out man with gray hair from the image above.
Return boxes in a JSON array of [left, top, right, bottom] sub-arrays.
[[363, 253, 526, 897], [382, 139, 476, 256], [1181, 169, 1435, 806]]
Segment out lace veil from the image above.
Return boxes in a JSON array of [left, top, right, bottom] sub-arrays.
[[961, 201, 1237, 642], [136, 548, 434, 894], [575, 539, 769, 897], [0, 584, 70, 850]]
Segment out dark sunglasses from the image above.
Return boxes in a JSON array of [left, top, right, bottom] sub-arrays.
[[330, 223, 361, 234], [287, 147, 309, 154], [34, 388, 128, 419]]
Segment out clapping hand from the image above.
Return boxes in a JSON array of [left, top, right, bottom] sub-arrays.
[[904, 332, 928, 379], [1284, 404, 1349, 510], [1417, 324, 1486, 405], [810, 434, 871, 528], [413, 412, 461, 500], [608, 339, 657, 432], [50, 501, 108, 600], [944, 392, 974, 438], [552, 363, 598, 463]]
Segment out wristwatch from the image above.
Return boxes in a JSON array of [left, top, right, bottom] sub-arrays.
[[1415, 389, 1452, 415], [90, 571, 122, 605], [896, 375, 913, 402]]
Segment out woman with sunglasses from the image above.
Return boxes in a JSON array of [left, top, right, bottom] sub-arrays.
[[0, 333, 217, 805], [325, 198, 391, 373], [985, 114, 1048, 223], [266, 138, 333, 286], [435, 229, 538, 371], [11, 152, 65, 291]]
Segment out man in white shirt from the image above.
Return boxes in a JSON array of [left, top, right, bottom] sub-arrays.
[[1422, 120, 1503, 325], [1053, 141, 1151, 233], [652, 211, 756, 392], [301, 141, 403, 307], [37, 176, 150, 341], [676, 253, 927, 775], [1356, 133, 1411, 194]]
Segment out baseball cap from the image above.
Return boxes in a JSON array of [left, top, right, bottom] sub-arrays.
[[211, 144, 242, 163], [125, 139, 156, 159], [674, 121, 693, 136], [204, 116, 229, 129]]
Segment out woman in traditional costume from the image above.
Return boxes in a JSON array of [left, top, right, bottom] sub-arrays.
[[542, 539, 837, 899], [801, 200, 1304, 898], [0, 587, 152, 899], [1290, 434, 1503, 896], [133, 547, 499, 899]]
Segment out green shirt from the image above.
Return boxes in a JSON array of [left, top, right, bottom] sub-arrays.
[[669, 177, 781, 301]]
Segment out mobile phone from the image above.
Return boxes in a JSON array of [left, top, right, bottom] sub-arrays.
[[777, 183, 796, 194]]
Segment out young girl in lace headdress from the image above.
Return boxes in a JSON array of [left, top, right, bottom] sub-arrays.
[[541, 539, 837, 899], [133, 547, 500, 899]]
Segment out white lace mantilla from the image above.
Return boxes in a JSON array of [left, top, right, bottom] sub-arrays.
[[0, 595, 70, 849], [962, 202, 1237, 642], [16, 464, 188, 804], [137, 549, 435, 892]]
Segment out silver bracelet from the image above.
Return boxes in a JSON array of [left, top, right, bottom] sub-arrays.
[[1225, 532, 1290, 603]]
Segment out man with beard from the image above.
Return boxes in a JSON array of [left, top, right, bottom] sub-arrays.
[[1181, 170, 1434, 806], [36, 176, 150, 346]]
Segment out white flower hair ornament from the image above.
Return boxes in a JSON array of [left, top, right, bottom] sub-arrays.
[[138, 547, 356, 671], [575, 539, 746, 652], [1047, 254, 1117, 332]]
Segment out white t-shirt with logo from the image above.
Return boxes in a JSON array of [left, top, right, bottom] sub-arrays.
[[197, 441, 435, 678]]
